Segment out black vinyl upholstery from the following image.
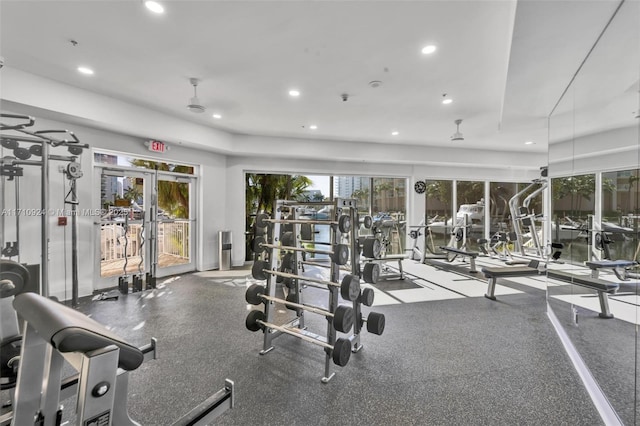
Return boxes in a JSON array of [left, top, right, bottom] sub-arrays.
[[13, 292, 143, 371]]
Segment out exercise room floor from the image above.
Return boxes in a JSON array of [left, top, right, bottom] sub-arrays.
[[9, 260, 605, 425]]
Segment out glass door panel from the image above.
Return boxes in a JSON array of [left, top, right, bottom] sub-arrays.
[[156, 175, 194, 274], [99, 170, 149, 278]]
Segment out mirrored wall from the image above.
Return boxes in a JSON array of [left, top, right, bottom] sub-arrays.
[[547, 0, 640, 423]]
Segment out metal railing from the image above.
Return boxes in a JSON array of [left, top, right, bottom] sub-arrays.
[[100, 221, 190, 262]]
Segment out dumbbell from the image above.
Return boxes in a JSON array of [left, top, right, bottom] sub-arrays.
[[245, 284, 354, 333], [245, 310, 352, 366]]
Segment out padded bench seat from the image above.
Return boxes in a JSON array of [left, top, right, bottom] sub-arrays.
[[13, 292, 144, 370], [439, 246, 479, 273], [584, 260, 637, 281], [482, 261, 541, 300], [547, 270, 619, 318]]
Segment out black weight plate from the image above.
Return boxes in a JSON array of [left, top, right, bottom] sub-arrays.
[[28, 144, 42, 156], [366, 312, 386, 335], [245, 284, 265, 305], [283, 277, 295, 289], [338, 215, 351, 233], [251, 260, 268, 280], [409, 230, 419, 240], [245, 310, 265, 332], [0, 138, 17, 149], [300, 223, 313, 241], [282, 252, 295, 270], [0, 260, 29, 298], [68, 145, 83, 155], [361, 287, 375, 307], [332, 338, 351, 367], [363, 263, 380, 284], [454, 228, 464, 242], [281, 232, 295, 247], [340, 274, 361, 302], [332, 305, 354, 333], [256, 213, 270, 228], [363, 215, 373, 229], [362, 238, 382, 259], [0, 335, 22, 390], [252, 236, 266, 253], [285, 292, 301, 313], [13, 147, 31, 160], [332, 244, 349, 265]]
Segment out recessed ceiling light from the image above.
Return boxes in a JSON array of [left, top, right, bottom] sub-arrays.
[[524, 141, 534, 145], [77, 66, 94, 75], [309, 125, 318, 130], [144, 1, 164, 14], [391, 131, 399, 136], [289, 89, 300, 97], [421, 45, 437, 55], [212, 114, 222, 119], [442, 99, 453, 105]]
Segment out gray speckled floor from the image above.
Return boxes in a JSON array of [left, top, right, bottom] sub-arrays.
[[2, 268, 604, 425], [50, 269, 601, 426]]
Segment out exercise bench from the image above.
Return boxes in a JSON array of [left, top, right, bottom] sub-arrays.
[[584, 260, 637, 281], [482, 260, 542, 300], [439, 246, 479, 273], [547, 270, 620, 319]]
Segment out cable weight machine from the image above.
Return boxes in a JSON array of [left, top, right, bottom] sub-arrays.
[[0, 113, 89, 303]]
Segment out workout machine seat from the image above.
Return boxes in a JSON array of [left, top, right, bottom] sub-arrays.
[[13, 292, 143, 371]]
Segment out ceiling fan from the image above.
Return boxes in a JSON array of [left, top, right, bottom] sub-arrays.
[[451, 119, 464, 141], [187, 78, 206, 113]]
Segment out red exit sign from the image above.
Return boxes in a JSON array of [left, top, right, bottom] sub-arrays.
[[148, 140, 166, 153]]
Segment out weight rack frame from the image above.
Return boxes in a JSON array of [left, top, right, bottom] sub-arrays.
[[255, 198, 360, 382]]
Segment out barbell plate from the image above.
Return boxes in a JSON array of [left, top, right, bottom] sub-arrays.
[[28, 144, 42, 156], [13, 147, 31, 160], [454, 228, 464, 242], [361, 287, 375, 307], [245, 284, 265, 305], [68, 145, 83, 155], [256, 213, 270, 228], [300, 223, 313, 241], [251, 260, 268, 281], [340, 274, 361, 302], [0, 335, 22, 390], [282, 252, 295, 270], [282, 215, 294, 232], [332, 338, 351, 367], [331, 244, 350, 266], [0, 139, 17, 149], [252, 236, 266, 253], [338, 215, 351, 233], [332, 305, 354, 334], [0, 260, 29, 298], [285, 292, 302, 313], [363, 215, 373, 229], [362, 238, 382, 259], [409, 230, 419, 240], [281, 232, 295, 247], [363, 263, 380, 284], [245, 310, 266, 332], [366, 312, 386, 335]]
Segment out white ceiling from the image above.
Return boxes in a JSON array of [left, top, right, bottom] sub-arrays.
[[0, 0, 635, 154]]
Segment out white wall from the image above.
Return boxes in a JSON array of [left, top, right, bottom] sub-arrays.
[[0, 111, 227, 300]]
